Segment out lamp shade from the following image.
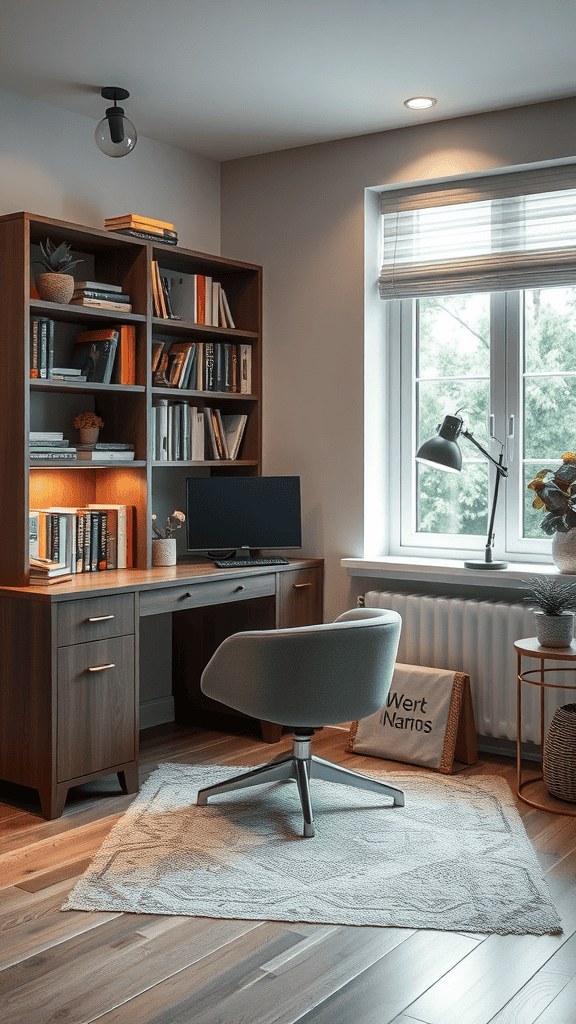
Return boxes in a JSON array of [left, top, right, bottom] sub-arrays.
[[415, 414, 463, 473]]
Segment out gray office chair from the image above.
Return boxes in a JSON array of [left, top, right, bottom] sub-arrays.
[[197, 607, 404, 837]]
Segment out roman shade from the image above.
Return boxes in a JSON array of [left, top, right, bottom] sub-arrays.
[[379, 162, 576, 299]]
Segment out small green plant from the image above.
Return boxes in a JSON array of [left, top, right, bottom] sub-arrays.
[[34, 239, 83, 275], [523, 575, 576, 615]]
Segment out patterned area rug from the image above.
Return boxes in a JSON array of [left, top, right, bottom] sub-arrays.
[[62, 763, 561, 935]]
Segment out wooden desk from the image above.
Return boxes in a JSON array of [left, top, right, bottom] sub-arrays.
[[0, 557, 323, 819]]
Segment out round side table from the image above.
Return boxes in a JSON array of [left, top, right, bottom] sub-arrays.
[[514, 637, 576, 817]]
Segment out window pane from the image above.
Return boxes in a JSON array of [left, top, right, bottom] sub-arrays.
[[524, 377, 576, 460], [418, 294, 490, 378], [417, 463, 488, 536], [524, 287, 576, 373]]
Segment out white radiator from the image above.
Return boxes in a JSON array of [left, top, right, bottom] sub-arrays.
[[363, 590, 568, 746]]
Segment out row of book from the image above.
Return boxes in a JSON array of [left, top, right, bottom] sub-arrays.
[[30, 321, 136, 385], [152, 340, 252, 393], [105, 214, 178, 246], [29, 431, 135, 462], [29, 504, 135, 578], [151, 261, 235, 327], [152, 400, 247, 462]]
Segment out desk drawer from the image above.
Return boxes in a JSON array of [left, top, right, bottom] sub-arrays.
[[139, 573, 276, 616], [58, 594, 135, 646]]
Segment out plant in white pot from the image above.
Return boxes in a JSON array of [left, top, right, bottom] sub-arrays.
[[151, 510, 185, 566], [523, 575, 576, 648], [33, 238, 83, 304]]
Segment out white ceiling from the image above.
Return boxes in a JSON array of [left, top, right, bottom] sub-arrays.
[[0, 0, 575, 162]]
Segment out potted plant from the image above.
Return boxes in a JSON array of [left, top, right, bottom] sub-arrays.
[[151, 510, 185, 566], [523, 575, 576, 647], [527, 453, 576, 572], [74, 411, 104, 445], [33, 238, 83, 304]]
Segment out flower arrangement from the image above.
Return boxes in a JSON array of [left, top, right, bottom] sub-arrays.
[[152, 510, 185, 539], [523, 575, 576, 616], [527, 453, 576, 535], [73, 411, 104, 430]]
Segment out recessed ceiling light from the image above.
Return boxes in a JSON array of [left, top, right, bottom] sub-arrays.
[[404, 96, 437, 110]]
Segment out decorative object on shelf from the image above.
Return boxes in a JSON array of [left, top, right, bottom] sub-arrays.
[[416, 411, 508, 570], [33, 239, 83, 304], [523, 575, 576, 647], [151, 510, 185, 566], [543, 703, 576, 802], [528, 453, 576, 573], [74, 411, 104, 446], [95, 87, 137, 158]]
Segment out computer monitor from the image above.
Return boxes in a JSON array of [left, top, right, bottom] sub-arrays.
[[186, 475, 302, 559]]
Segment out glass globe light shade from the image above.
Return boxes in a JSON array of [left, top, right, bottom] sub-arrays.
[[95, 115, 137, 157]]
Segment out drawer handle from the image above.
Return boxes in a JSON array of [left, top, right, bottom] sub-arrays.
[[235, 585, 245, 592], [88, 663, 116, 673], [294, 583, 312, 589], [87, 614, 115, 622]]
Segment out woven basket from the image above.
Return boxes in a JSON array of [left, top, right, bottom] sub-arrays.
[[543, 703, 576, 802]]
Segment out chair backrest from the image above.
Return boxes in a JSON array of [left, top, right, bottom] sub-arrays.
[[200, 607, 402, 727]]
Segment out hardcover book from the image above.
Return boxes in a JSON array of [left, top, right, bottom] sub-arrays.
[[71, 329, 119, 383]]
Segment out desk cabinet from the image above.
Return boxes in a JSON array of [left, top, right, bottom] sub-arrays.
[[0, 558, 322, 818]]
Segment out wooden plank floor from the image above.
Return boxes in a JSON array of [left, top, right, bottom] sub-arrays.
[[0, 722, 575, 1024]]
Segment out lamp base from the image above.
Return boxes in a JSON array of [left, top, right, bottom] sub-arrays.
[[464, 560, 508, 570]]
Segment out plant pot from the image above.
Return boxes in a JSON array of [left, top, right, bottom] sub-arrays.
[[552, 529, 576, 574], [79, 427, 100, 445], [535, 610, 574, 648], [152, 538, 177, 567], [35, 273, 75, 304], [543, 703, 576, 802]]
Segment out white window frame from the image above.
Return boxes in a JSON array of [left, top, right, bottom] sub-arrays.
[[386, 289, 553, 565]]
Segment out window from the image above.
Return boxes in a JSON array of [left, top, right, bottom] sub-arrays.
[[389, 286, 576, 562], [378, 164, 576, 563]]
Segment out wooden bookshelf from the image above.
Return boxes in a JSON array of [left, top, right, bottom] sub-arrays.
[[0, 212, 262, 586]]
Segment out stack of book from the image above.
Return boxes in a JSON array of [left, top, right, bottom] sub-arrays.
[[76, 442, 135, 462], [152, 340, 252, 393], [29, 431, 76, 460], [104, 215, 178, 246], [29, 504, 135, 573], [30, 317, 54, 379], [70, 280, 132, 312], [29, 557, 72, 586], [152, 399, 247, 462]]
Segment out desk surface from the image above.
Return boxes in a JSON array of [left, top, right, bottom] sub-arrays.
[[0, 556, 324, 603]]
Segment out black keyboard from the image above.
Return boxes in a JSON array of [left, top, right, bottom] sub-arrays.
[[213, 557, 289, 568]]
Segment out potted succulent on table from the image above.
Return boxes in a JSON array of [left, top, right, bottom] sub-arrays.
[[523, 575, 576, 648], [151, 510, 185, 566], [33, 238, 83, 304]]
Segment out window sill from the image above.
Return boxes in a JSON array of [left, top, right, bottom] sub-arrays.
[[341, 556, 562, 590]]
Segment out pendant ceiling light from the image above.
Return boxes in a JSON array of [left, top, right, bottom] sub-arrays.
[[95, 87, 137, 158]]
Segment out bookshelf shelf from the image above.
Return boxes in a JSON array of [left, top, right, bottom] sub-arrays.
[[0, 210, 262, 586]]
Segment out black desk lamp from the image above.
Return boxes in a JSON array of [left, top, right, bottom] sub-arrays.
[[416, 413, 508, 570]]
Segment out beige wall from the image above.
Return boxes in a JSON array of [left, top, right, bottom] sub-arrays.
[[220, 97, 576, 620], [0, 87, 220, 252]]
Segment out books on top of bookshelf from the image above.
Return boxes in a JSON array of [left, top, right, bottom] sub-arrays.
[[104, 215, 178, 245]]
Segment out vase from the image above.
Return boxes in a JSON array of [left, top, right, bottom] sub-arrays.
[[535, 609, 574, 648], [79, 427, 100, 445], [152, 538, 177, 567], [35, 273, 75, 304], [552, 529, 576, 574], [543, 703, 576, 802]]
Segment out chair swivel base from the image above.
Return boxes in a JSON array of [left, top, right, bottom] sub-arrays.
[[196, 731, 405, 838]]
